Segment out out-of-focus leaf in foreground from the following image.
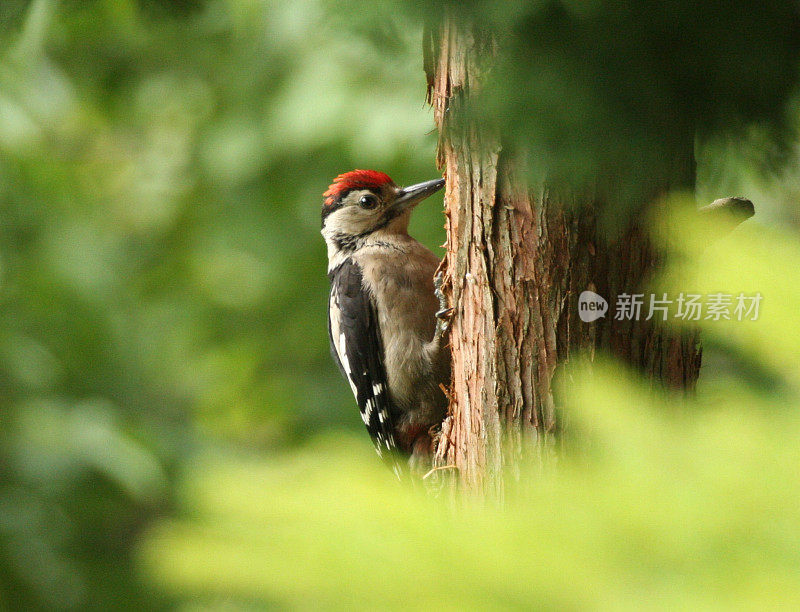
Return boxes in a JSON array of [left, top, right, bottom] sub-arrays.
[[140, 355, 800, 609]]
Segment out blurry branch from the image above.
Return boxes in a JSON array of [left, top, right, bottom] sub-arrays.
[[698, 197, 755, 238]]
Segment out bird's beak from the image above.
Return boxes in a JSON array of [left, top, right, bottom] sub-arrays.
[[392, 178, 445, 213]]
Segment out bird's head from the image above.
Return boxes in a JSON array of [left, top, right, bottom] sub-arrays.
[[321, 170, 444, 248]]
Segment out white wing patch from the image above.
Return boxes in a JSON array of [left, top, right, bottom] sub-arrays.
[[362, 397, 375, 424], [330, 288, 360, 399], [338, 332, 358, 397]]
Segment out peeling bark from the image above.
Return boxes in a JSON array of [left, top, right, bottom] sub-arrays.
[[426, 20, 702, 495]]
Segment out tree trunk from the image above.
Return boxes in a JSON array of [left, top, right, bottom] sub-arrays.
[[425, 20, 701, 495]]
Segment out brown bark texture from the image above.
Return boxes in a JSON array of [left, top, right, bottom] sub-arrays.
[[425, 21, 702, 495]]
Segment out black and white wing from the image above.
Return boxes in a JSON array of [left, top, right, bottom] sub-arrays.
[[328, 259, 400, 466]]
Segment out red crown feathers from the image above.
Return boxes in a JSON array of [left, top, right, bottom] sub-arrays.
[[323, 170, 394, 208]]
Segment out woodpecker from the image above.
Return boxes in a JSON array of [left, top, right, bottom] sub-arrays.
[[322, 169, 451, 474]]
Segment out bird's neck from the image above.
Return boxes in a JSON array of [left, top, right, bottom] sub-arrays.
[[325, 227, 413, 273]]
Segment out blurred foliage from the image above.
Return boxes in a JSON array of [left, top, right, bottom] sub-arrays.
[[432, 0, 800, 212], [697, 115, 800, 233], [142, 370, 800, 609], [0, 0, 799, 610], [0, 0, 441, 608]]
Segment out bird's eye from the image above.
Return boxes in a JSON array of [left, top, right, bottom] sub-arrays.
[[359, 194, 379, 210]]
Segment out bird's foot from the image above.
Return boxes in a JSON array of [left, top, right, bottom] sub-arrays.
[[433, 271, 453, 340], [434, 270, 447, 307]]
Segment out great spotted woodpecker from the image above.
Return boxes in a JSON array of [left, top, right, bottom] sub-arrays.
[[322, 170, 451, 475]]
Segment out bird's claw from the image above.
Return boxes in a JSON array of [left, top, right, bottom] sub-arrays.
[[436, 306, 454, 331], [436, 307, 454, 320]]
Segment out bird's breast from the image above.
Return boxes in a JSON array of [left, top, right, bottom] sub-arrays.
[[355, 241, 441, 407]]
